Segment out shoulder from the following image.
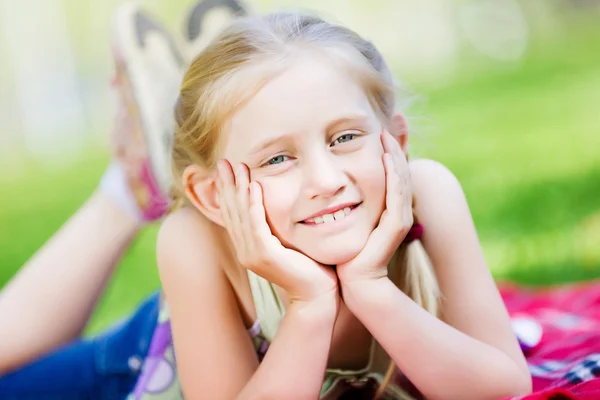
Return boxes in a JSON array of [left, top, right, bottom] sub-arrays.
[[408, 159, 467, 216], [407, 159, 475, 248], [158, 206, 218, 248], [409, 158, 463, 198], [157, 206, 225, 283]]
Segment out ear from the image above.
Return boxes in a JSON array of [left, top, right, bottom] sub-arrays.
[[390, 113, 410, 155], [182, 164, 224, 227]]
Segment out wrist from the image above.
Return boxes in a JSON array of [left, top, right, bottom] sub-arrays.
[[289, 288, 340, 323], [341, 276, 393, 312], [337, 265, 388, 287]]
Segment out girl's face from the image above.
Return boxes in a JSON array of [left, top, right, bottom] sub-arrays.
[[222, 56, 387, 265]]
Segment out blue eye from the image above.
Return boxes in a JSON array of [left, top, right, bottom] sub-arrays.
[[333, 133, 357, 145], [266, 155, 289, 165]]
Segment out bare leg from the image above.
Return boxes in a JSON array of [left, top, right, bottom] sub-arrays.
[[0, 191, 140, 374]]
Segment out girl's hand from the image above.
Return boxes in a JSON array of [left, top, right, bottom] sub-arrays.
[[216, 160, 338, 303], [337, 131, 414, 284]]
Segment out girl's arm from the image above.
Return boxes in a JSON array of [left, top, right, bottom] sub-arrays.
[[341, 160, 531, 400], [158, 209, 338, 400]]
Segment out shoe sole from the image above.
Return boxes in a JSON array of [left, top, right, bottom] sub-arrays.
[[181, 0, 249, 62], [112, 2, 183, 197]]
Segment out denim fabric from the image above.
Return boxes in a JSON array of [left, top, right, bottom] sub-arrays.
[[0, 292, 160, 400]]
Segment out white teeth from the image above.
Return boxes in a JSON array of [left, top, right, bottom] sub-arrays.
[[322, 214, 335, 223], [333, 210, 345, 221], [306, 206, 354, 224]]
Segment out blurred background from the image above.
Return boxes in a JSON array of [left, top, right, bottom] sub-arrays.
[[0, 0, 599, 334]]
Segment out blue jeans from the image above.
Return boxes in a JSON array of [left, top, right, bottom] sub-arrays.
[[0, 292, 160, 400]]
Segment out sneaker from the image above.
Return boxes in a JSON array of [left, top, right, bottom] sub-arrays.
[[110, 2, 183, 221], [180, 0, 249, 63]]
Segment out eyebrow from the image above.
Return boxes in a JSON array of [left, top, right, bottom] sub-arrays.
[[248, 132, 297, 157], [325, 113, 371, 132], [248, 113, 371, 157]]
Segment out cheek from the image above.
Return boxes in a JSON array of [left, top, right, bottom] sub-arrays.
[[361, 161, 386, 198], [351, 147, 386, 214]]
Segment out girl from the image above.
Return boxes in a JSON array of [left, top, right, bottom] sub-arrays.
[[132, 10, 532, 400]]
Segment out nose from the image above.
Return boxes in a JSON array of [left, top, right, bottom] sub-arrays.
[[302, 149, 349, 199]]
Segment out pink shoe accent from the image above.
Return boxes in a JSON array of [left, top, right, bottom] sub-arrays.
[[135, 160, 169, 221]]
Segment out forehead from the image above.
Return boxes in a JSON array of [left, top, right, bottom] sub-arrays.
[[222, 56, 375, 159]]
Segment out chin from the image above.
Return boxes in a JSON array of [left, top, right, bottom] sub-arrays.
[[279, 224, 373, 265], [311, 251, 359, 266], [303, 236, 367, 266]]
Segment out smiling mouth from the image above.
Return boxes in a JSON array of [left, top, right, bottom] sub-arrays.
[[301, 203, 361, 225]]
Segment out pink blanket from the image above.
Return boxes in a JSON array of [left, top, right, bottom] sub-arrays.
[[501, 281, 600, 400]]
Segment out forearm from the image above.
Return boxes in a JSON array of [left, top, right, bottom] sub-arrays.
[[0, 191, 138, 374], [342, 278, 530, 400], [238, 292, 338, 400]]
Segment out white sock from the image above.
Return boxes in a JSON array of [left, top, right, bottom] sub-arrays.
[[100, 162, 142, 222]]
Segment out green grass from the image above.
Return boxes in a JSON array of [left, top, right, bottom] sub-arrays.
[[1, 24, 599, 334]]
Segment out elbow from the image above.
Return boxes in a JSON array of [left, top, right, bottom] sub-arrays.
[[492, 364, 532, 399], [262, 388, 316, 400], [431, 363, 532, 400], [507, 354, 533, 397], [507, 373, 532, 397], [237, 385, 316, 400], [471, 374, 532, 400], [238, 390, 306, 400], [485, 349, 532, 399]]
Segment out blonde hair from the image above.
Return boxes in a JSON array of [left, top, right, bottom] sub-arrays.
[[170, 11, 439, 399]]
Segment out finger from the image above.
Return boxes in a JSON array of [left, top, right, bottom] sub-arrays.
[[383, 153, 402, 220], [224, 161, 247, 241], [385, 153, 412, 236], [215, 161, 231, 224], [234, 163, 250, 216], [352, 149, 412, 267], [215, 161, 234, 235], [248, 181, 278, 250], [384, 152, 414, 238], [381, 130, 401, 156], [234, 163, 255, 246], [382, 131, 409, 170], [217, 160, 245, 245], [381, 133, 412, 213], [391, 149, 413, 227], [350, 209, 394, 270]]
